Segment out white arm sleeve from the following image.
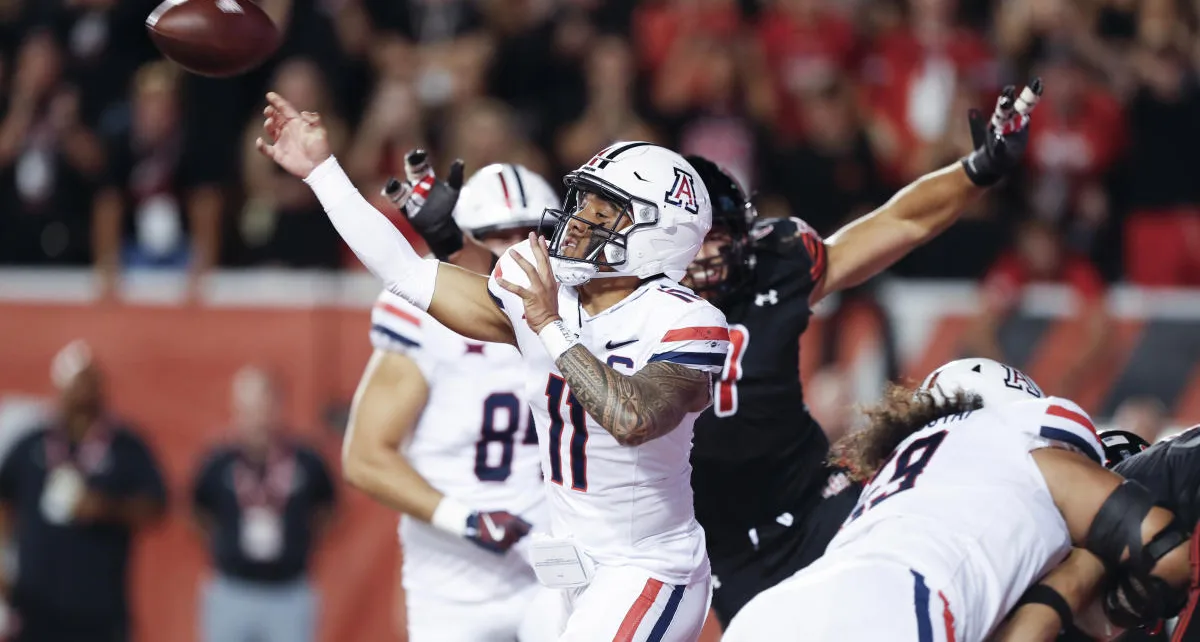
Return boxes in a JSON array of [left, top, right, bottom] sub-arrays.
[[304, 156, 438, 310]]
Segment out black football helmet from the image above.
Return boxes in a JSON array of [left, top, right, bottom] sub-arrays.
[[683, 155, 756, 302], [1100, 429, 1151, 468]]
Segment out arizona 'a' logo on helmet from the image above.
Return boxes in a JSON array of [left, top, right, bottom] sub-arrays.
[[664, 168, 699, 214]]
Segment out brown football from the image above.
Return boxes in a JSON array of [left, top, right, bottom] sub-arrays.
[[146, 0, 281, 78]]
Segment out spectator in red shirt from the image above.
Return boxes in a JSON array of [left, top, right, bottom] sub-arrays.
[[755, 0, 859, 138], [632, 0, 743, 76], [964, 219, 1113, 399], [859, 0, 997, 184], [1023, 48, 1126, 255]]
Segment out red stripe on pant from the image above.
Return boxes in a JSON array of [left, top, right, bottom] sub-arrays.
[[938, 590, 956, 642], [1172, 529, 1200, 642], [614, 579, 664, 642]]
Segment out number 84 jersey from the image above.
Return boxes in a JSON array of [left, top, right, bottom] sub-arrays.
[[828, 397, 1105, 642], [370, 290, 545, 601]]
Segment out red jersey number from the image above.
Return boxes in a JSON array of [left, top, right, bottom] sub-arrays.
[[714, 324, 749, 417]]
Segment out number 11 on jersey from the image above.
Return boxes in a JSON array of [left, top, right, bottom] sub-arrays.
[[546, 375, 588, 491]]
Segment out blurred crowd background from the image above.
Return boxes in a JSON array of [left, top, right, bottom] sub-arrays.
[[0, 0, 1199, 640], [2, 0, 1199, 285]]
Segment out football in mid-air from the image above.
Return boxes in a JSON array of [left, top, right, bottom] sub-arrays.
[[146, 0, 281, 78]]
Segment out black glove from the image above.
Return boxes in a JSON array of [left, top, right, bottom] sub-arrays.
[[464, 509, 532, 554], [961, 78, 1043, 187], [382, 149, 467, 260]]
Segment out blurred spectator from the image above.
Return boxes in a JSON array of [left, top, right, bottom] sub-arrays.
[[1113, 395, 1170, 444], [993, 0, 1128, 85], [1023, 49, 1125, 257], [31, 0, 163, 132], [484, 0, 591, 153], [755, 0, 859, 138], [346, 40, 425, 187], [361, 0, 492, 116], [964, 219, 1112, 399], [760, 76, 885, 234], [92, 61, 221, 298], [442, 99, 549, 178], [1117, 0, 1200, 286], [859, 0, 996, 184], [192, 366, 336, 642], [557, 35, 660, 170], [0, 339, 167, 642], [240, 58, 348, 268], [0, 31, 105, 266], [656, 35, 775, 191], [633, 0, 743, 76]]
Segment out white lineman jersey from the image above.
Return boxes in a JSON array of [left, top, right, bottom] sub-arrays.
[[824, 396, 1105, 641], [370, 290, 545, 603], [488, 239, 730, 585]]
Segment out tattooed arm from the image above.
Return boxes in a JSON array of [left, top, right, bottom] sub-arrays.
[[555, 345, 713, 447]]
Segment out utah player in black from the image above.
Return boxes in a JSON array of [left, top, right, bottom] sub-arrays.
[[995, 428, 1199, 641], [387, 79, 1044, 625]]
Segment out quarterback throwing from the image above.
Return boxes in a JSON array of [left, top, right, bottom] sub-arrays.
[[257, 92, 726, 640]]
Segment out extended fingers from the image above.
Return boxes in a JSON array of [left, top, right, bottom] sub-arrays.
[[255, 137, 278, 160], [509, 248, 543, 285], [266, 92, 300, 119], [495, 277, 528, 298], [527, 232, 553, 282]]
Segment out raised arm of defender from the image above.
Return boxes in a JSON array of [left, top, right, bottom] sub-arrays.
[[256, 92, 516, 346], [811, 80, 1043, 305]]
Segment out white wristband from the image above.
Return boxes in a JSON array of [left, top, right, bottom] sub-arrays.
[[539, 319, 580, 361], [431, 497, 473, 537], [303, 156, 355, 203]]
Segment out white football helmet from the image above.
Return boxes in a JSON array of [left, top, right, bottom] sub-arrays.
[[453, 163, 559, 237], [544, 142, 712, 286], [919, 358, 1045, 407]]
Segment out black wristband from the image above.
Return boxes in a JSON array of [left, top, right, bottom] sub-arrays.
[[416, 220, 465, 262], [1016, 584, 1074, 633], [961, 148, 1003, 187]]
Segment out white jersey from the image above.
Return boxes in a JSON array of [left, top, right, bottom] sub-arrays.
[[827, 396, 1105, 642], [370, 290, 546, 603], [487, 239, 730, 585]]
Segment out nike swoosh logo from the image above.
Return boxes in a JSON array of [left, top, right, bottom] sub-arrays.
[[633, 171, 650, 183], [605, 338, 637, 350], [481, 514, 506, 541]]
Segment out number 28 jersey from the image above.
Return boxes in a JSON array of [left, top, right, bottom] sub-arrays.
[[370, 290, 545, 602], [487, 239, 731, 585], [827, 397, 1105, 642]]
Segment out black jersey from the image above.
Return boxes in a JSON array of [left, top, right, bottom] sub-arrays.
[[1107, 427, 1200, 642], [1114, 426, 1200, 529], [691, 216, 832, 550]]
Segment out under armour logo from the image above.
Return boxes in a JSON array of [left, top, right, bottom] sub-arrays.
[[776, 512, 794, 527], [216, 0, 244, 13], [465, 343, 486, 355], [755, 290, 779, 307]]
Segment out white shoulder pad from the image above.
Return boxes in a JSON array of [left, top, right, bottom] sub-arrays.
[[645, 290, 730, 375], [370, 290, 425, 354], [1017, 397, 1105, 464]]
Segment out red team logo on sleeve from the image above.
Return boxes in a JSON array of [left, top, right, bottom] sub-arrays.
[[664, 168, 699, 214]]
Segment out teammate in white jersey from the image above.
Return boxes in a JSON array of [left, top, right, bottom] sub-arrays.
[[723, 358, 1193, 642], [341, 162, 561, 642], [257, 92, 726, 641]]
